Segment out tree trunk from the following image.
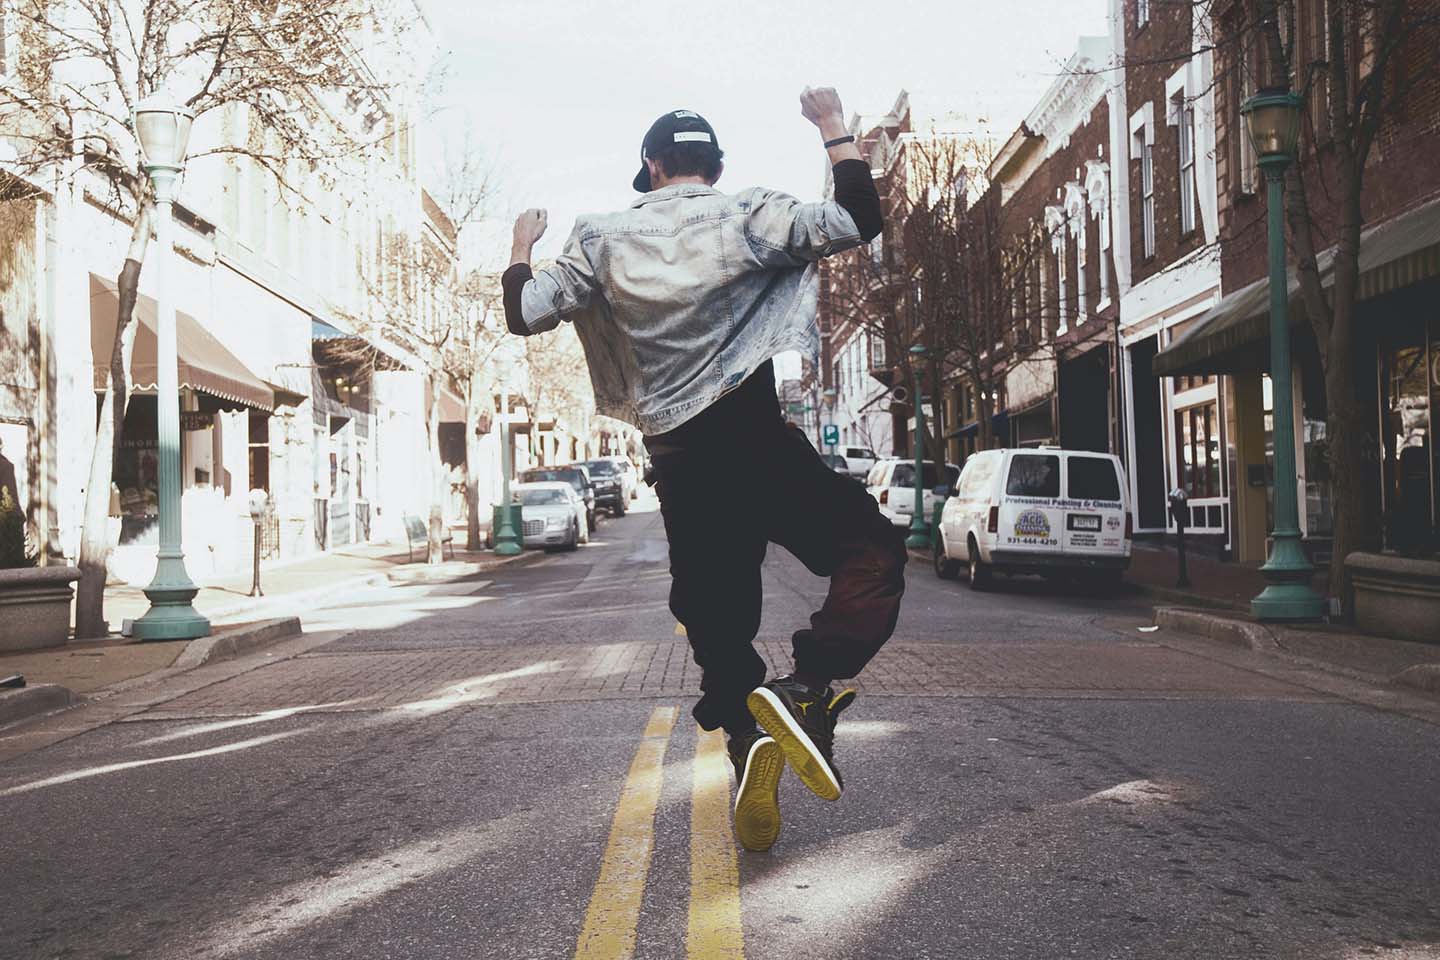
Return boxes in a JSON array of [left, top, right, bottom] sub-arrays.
[[426, 374, 445, 564], [464, 374, 482, 551], [74, 206, 150, 639]]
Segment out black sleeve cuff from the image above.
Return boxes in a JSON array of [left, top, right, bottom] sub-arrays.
[[502, 262, 535, 335], [832, 158, 883, 242]]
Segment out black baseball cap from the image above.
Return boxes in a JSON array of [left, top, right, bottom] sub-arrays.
[[633, 109, 722, 193]]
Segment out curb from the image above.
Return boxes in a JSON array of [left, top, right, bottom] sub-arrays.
[[1131, 582, 1247, 612], [195, 549, 546, 622], [0, 683, 75, 730], [172, 617, 304, 671], [1153, 606, 1280, 651], [1392, 663, 1440, 695]]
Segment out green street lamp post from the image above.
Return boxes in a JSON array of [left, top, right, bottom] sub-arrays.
[[494, 412, 522, 555], [905, 344, 930, 549], [1242, 88, 1324, 622], [130, 96, 209, 641]]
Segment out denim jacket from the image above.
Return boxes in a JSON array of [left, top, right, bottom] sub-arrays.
[[513, 183, 865, 435]]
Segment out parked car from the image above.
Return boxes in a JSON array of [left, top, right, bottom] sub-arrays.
[[819, 453, 851, 476], [933, 446, 1132, 589], [520, 465, 597, 532], [866, 458, 961, 529], [512, 481, 586, 550], [838, 446, 879, 481], [609, 456, 640, 501], [583, 459, 627, 516]]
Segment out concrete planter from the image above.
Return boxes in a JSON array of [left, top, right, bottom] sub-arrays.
[[0, 566, 82, 651], [1346, 552, 1440, 645]]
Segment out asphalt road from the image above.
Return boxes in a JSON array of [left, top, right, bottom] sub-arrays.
[[3, 489, 1439, 960]]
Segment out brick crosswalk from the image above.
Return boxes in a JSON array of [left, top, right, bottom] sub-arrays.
[[132, 638, 1324, 720]]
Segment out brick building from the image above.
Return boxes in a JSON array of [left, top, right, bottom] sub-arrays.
[[1152, 0, 1440, 579], [966, 35, 1121, 462]]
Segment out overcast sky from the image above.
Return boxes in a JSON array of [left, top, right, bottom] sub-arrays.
[[422, 0, 1109, 267]]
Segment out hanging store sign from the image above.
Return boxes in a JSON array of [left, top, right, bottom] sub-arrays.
[[180, 411, 213, 431]]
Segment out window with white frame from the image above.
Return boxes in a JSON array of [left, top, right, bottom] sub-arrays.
[[1, 4, 10, 78], [1237, 39, 1258, 195], [1141, 141, 1156, 258], [1176, 95, 1196, 235], [1136, 0, 1150, 27]]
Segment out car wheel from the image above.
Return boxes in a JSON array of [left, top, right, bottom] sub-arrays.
[[579, 519, 590, 545], [933, 533, 961, 580], [967, 536, 991, 591], [567, 520, 581, 551], [587, 511, 598, 533]]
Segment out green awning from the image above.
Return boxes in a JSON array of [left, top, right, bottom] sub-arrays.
[[1153, 196, 1440, 376]]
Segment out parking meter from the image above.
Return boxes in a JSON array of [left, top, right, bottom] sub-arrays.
[[1168, 487, 1190, 588], [247, 489, 269, 597]]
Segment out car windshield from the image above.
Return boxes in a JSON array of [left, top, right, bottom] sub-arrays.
[[525, 470, 582, 491], [1068, 456, 1121, 502], [848, 448, 877, 460], [518, 488, 568, 506], [890, 462, 957, 489], [1007, 454, 1061, 497], [585, 460, 618, 476]]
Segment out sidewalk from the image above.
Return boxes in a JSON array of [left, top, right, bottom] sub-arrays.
[[1125, 537, 1271, 610], [910, 537, 1440, 697], [1128, 539, 1440, 694], [0, 534, 534, 718]]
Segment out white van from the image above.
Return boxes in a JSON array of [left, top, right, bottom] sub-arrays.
[[838, 446, 879, 481], [934, 447, 1132, 589], [866, 458, 961, 529]]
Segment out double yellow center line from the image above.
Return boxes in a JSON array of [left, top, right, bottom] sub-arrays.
[[573, 707, 744, 960]]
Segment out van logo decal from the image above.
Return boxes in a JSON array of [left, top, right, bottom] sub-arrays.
[[1014, 510, 1051, 540]]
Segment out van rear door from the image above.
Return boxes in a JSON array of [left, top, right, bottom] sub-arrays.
[[997, 452, 1064, 558], [1061, 454, 1129, 558]]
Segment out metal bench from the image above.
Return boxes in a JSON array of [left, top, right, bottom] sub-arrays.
[[403, 514, 454, 562]]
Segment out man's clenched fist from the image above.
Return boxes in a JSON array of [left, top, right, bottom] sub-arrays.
[[513, 209, 548, 247], [800, 86, 845, 128]]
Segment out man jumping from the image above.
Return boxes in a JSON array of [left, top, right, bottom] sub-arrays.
[[502, 87, 907, 851]]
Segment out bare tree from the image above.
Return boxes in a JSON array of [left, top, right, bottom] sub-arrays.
[[825, 133, 1063, 465], [517, 322, 594, 467], [0, 0, 418, 634]]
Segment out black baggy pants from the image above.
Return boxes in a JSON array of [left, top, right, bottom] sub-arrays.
[[653, 423, 908, 736]]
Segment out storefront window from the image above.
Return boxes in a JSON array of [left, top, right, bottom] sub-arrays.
[[248, 411, 270, 493], [1382, 324, 1434, 554], [1301, 362, 1333, 537], [114, 397, 159, 545], [1174, 401, 1221, 499]]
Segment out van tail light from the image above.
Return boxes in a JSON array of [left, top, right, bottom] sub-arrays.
[[1125, 512, 1134, 539], [879, 489, 889, 505], [987, 505, 999, 534]]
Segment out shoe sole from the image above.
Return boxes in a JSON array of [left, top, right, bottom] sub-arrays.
[[746, 687, 842, 802], [734, 736, 784, 851]]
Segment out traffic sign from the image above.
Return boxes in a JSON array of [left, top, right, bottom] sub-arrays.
[[822, 425, 839, 446]]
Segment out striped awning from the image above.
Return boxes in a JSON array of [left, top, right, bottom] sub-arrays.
[[1153, 195, 1440, 376], [90, 275, 274, 411]]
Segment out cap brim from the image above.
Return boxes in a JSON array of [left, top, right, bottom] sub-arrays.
[[633, 164, 651, 193]]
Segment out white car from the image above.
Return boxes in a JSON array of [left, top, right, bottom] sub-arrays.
[[865, 458, 961, 529], [604, 456, 640, 501], [934, 447, 1132, 589], [838, 446, 879, 481], [512, 481, 587, 550]]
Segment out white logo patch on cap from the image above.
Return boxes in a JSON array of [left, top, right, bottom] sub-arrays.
[[673, 131, 713, 143], [673, 110, 701, 119]]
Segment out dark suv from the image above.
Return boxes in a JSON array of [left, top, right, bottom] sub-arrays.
[[583, 459, 627, 517], [519, 465, 597, 532]]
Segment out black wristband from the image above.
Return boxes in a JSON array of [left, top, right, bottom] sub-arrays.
[[823, 135, 855, 148]]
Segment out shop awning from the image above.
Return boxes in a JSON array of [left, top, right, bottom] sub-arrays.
[[949, 411, 1009, 440], [1154, 196, 1440, 376], [90, 274, 274, 412]]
